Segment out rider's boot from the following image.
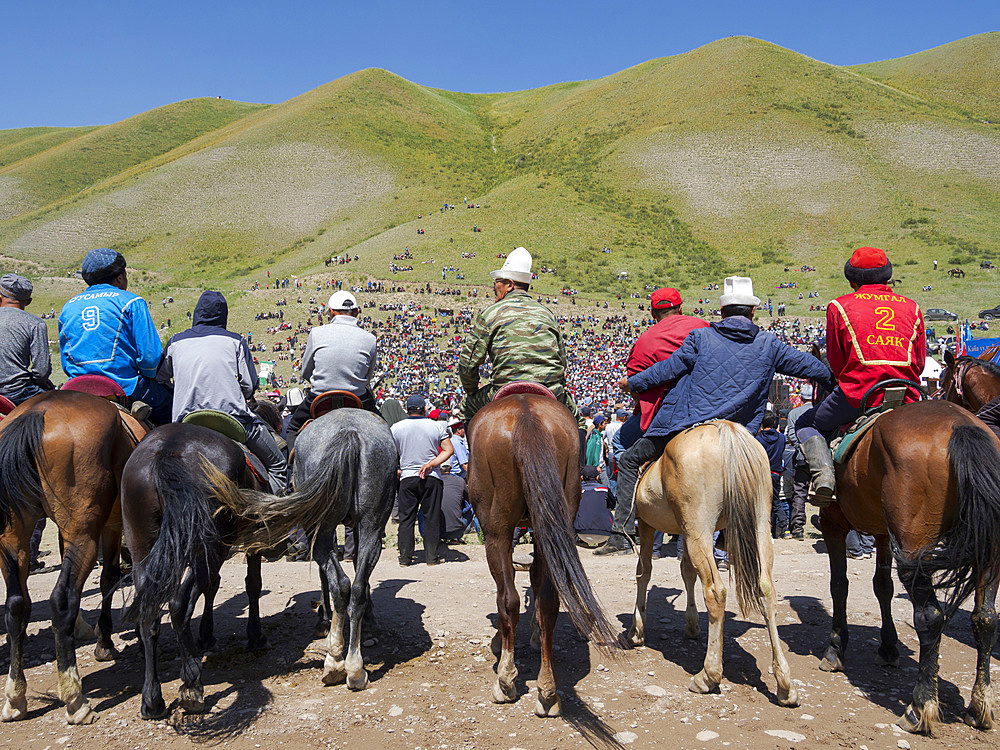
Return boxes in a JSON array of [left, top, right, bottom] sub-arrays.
[[592, 532, 633, 556], [801, 436, 836, 507]]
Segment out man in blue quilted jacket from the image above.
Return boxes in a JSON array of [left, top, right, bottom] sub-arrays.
[[599, 276, 835, 554]]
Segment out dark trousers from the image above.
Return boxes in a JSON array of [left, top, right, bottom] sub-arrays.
[[771, 473, 787, 536], [612, 435, 670, 536], [130, 377, 173, 425], [789, 455, 809, 533], [397, 476, 443, 563], [286, 388, 378, 450], [29, 518, 45, 563], [244, 418, 289, 493], [796, 386, 861, 443]]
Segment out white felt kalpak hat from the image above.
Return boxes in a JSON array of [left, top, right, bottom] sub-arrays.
[[327, 290, 358, 310], [490, 247, 533, 284], [719, 276, 761, 307]]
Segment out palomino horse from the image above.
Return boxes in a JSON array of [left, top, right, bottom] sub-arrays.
[[468, 393, 618, 717], [121, 423, 269, 719], [0, 391, 145, 724], [211, 408, 397, 692], [814, 388, 1000, 734], [625, 420, 799, 706]]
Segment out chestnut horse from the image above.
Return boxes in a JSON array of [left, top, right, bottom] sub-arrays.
[[625, 421, 799, 707], [814, 384, 1000, 735], [467, 394, 618, 717], [0, 391, 145, 724]]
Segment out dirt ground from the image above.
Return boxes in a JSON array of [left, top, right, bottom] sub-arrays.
[[2, 527, 999, 750]]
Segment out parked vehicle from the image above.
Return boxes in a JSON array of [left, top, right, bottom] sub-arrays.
[[924, 308, 959, 321], [978, 305, 1000, 320]]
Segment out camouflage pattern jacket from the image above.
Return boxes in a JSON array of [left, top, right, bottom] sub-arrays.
[[459, 290, 567, 395]]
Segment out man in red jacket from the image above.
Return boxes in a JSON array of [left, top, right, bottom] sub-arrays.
[[595, 287, 708, 555], [796, 247, 925, 504]]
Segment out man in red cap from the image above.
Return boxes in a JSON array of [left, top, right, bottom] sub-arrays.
[[796, 247, 925, 504], [594, 287, 708, 555]]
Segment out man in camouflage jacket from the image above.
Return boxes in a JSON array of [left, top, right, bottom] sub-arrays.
[[457, 247, 582, 425]]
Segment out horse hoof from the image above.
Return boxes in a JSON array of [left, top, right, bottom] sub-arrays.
[[625, 628, 644, 648], [313, 622, 331, 640], [897, 704, 934, 735], [178, 688, 206, 714], [490, 632, 502, 658], [778, 687, 800, 708], [140, 700, 168, 720], [491, 679, 517, 704], [347, 670, 370, 691], [688, 671, 719, 695], [875, 649, 899, 668], [0, 697, 28, 722], [247, 636, 269, 651], [196, 637, 217, 653], [65, 703, 97, 725], [683, 625, 700, 641], [94, 643, 118, 662], [74, 616, 96, 643], [534, 691, 561, 717], [964, 702, 994, 731], [818, 653, 844, 673], [322, 661, 347, 686]]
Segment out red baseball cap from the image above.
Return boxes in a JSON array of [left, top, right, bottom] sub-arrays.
[[651, 287, 682, 309]]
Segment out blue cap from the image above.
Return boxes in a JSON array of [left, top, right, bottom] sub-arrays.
[[405, 394, 425, 411], [615, 409, 628, 418], [81, 248, 125, 284]]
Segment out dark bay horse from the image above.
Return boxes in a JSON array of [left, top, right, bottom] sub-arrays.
[[121, 422, 268, 719], [626, 421, 798, 706], [468, 394, 618, 717], [0, 391, 144, 724], [816, 392, 1000, 734], [210, 409, 397, 691]]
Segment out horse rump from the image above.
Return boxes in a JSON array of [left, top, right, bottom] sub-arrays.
[[126, 451, 223, 627], [899, 423, 1000, 617], [511, 411, 619, 650], [0, 411, 46, 531]]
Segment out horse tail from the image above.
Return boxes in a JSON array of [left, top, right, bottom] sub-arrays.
[[208, 431, 362, 552], [717, 422, 769, 619], [127, 452, 222, 627], [512, 412, 619, 650], [901, 424, 1000, 618], [0, 411, 46, 532]]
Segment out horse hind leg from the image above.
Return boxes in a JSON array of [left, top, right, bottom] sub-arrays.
[[626, 519, 656, 647], [873, 536, 899, 668], [680, 544, 700, 640], [486, 540, 519, 704], [755, 519, 799, 707], [94, 525, 123, 662], [244, 553, 267, 650], [196, 567, 221, 652], [529, 550, 561, 717], [169, 567, 208, 713], [684, 531, 725, 694], [896, 565, 944, 735], [317, 535, 351, 686], [965, 581, 997, 730], [344, 522, 383, 691], [819, 517, 850, 673], [1, 531, 31, 722]]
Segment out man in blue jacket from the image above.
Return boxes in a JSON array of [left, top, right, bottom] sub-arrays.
[[59, 248, 172, 423], [599, 276, 835, 554]]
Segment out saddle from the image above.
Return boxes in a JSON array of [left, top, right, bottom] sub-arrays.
[[0, 394, 16, 420], [62, 374, 127, 401], [179, 409, 269, 487], [309, 389, 363, 419], [493, 382, 556, 401], [829, 383, 914, 464]]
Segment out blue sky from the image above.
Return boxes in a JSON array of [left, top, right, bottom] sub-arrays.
[[1, 0, 997, 129]]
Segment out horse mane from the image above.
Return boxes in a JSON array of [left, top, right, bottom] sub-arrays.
[[956, 355, 1000, 380]]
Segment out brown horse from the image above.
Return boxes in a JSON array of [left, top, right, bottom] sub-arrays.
[[467, 394, 618, 716], [815, 386, 1000, 735], [0, 391, 145, 724]]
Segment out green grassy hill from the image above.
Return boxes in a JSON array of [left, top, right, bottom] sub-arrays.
[[4, 32, 1000, 378]]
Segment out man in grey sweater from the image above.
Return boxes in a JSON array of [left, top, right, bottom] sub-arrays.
[[286, 290, 379, 447], [0, 274, 54, 405]]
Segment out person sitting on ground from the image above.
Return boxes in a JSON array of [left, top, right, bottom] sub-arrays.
[[0, 274, 55, 405], [575, 466, 614, 547], [456, 247, 581, 426], [59, 248, 172, 423], [795, 248, 924, 504], [286, 290, 379, 448], [157, 291, 289, 495], [605, 276, 835, 555]]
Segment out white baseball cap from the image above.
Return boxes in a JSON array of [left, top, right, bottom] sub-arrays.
[[490, 247, 533, 285], [327, 290, 359, 311]]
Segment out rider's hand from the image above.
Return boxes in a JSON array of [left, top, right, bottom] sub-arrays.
[[618, 376, 632, 394]]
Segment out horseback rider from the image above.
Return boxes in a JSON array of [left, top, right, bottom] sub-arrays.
[[0, 274, 55, 405], [156, 291, 289, 495], [594, 287, 707, 554], [796, 247, 925, 504], [285, 290, 379, 449], [456, 247, 581, 425], [59, 248, 172, 424], [599, 276, 835, 555]]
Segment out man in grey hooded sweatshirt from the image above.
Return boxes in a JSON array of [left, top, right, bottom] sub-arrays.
[[157, 290, 288, 494]]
